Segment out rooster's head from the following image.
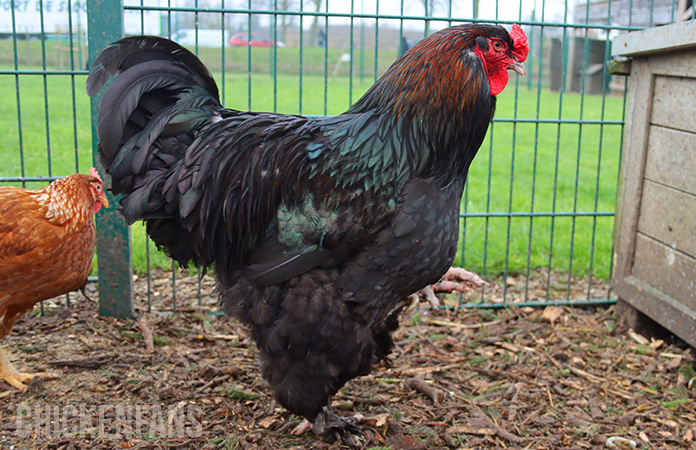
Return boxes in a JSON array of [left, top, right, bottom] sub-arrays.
[[472, 24, 529, 96]]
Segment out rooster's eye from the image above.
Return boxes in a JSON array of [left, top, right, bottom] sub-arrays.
[[493, 41, 502, 50]]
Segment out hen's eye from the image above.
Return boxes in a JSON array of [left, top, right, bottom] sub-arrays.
[[493, 41, 502, 49]]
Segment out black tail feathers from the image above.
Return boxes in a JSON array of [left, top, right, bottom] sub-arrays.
[[86, 35, 218, 98], [87, 36, 222, 267], [87, 36, 220, 175]]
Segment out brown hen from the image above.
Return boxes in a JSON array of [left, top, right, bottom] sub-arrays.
[[0, 168, 108, 390]]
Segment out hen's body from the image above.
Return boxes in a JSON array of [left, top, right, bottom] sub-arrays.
[[0, 172, 107, 389], [88, 24, 527, 434]]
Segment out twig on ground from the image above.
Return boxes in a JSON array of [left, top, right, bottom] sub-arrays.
[[405, 377, 445, 403], [48, 355, 111, 369], [421, 317, 504, 329], [139, 314, 155, 353]]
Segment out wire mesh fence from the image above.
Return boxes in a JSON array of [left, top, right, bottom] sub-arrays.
[[1, 0, 691, 315]]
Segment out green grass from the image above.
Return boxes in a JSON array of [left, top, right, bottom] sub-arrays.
[[0, 39, 395, 79], [0, 52, 624, 281], [460, 87, 623, 280]]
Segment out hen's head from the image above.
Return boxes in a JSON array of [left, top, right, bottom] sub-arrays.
[[471, 24, 528, 96], [87, 167, 109, 214], [38, 169, 109, 230]]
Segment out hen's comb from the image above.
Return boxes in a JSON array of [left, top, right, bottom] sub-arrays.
[[89, 167, 103, 183], [510, 24, 529, 62]]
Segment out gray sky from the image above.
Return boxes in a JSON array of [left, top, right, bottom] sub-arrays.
[[324, 0, 572, 27]]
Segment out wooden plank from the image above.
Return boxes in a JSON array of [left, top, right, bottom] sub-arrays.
[[612, 59, 654, 282], [651, 76, 696, 134], [608, 59, 631, 76], [638, 180, 696, 258], [647, 49, 696, 77], [616, 298, 672, 340], [613, 20, 696, 57], [632, 233, 696, 310], [614, 275, 696, 348], [645, 126, 696, 194]]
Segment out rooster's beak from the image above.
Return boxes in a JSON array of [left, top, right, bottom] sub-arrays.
[[510, 61, 526, 77]]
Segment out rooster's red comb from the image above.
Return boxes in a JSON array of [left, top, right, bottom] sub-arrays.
[[510, 24, 529, 62], [89, 167, 103, 183]]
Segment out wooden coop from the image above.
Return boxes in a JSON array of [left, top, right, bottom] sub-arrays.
[[611, 21, 696, 347]]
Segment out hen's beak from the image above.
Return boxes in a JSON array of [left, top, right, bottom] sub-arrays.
[[510, 61, 526, 77]]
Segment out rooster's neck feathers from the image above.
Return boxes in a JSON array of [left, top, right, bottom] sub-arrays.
[[340, 25, 506, 184]]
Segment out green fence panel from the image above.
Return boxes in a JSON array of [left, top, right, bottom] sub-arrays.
[[2, 0, 688, 315]]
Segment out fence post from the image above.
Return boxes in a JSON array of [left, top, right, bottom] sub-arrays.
[[87, 0, 134, 319]]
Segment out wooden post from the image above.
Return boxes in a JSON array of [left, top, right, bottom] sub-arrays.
[[87, 0, 134, 319]]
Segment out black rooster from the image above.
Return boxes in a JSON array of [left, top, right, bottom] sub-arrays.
[[87, 23, 528, 441]]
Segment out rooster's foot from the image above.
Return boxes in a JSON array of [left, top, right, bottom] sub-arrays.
[[417, 267, 485, 308], [421, 285, 440, 308], [291, 419, 313, 435], [428, 267, 485, 295], [440, 267, 485, 286], [314, 406, 364, 447]]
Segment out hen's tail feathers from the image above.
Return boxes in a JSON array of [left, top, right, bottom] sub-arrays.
[[87, 36, 222, 265]]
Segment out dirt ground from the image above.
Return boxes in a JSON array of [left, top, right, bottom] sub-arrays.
[[0, 271, 694, 450]]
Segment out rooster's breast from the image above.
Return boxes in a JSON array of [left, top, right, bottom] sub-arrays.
[[339, 176, 464, 320]]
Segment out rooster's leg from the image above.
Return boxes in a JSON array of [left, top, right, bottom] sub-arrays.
[[0, 345, 56, 390]]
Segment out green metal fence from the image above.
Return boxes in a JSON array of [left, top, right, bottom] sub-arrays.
[[1, 0, 690, 317]]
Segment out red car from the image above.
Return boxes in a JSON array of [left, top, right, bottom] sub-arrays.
[[229, 32, 285, 48]]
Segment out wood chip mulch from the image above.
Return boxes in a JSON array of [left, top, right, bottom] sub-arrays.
[[0, 271, 694, 449]]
